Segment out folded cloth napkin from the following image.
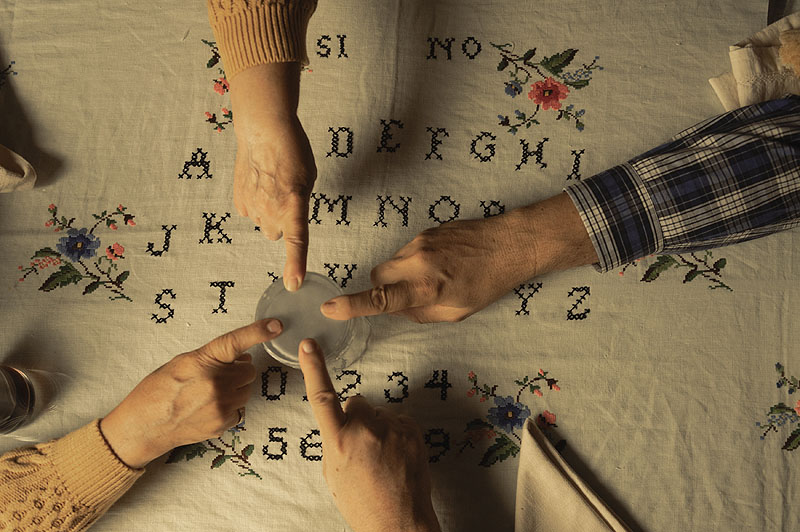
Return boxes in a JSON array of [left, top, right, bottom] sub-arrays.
[[515, 418, 631, 532], [709, 12, 800, 110], [0, 144, 36, 192]]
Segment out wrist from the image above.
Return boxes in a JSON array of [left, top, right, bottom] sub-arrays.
[[229, 62, 301, 138], [509, 192, 598, 278], [100, 409, 165, 469]]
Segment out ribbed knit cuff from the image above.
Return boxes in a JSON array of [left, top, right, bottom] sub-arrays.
[[208, 0, 318, 80], [47, 420, 143, 509], [564, 163, 662, 272]]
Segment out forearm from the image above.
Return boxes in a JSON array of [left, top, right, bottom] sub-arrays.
[[566, 96, 800, 271], [229, 63, 301, 141], [207, 0, 318, 80], [0, 420, 142, 531]]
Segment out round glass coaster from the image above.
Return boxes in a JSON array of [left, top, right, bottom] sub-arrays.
[[254, 272, 369, 369]]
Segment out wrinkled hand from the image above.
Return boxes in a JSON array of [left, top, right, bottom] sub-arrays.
[[100, 319, 283, 468], [320, 193, 598, 323], [299, 339, 440, 532], [230, 63, 317, 291]]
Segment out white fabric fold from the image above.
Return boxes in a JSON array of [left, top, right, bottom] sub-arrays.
[[515, 418, 631, 532], [709, 12, 800, 110], [0, 144, 36, 193]]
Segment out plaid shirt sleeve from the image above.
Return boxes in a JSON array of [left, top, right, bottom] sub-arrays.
[[564, 96, 800, 272]]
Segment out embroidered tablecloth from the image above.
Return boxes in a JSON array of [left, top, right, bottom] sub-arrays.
[[1, 1, 798, 531]]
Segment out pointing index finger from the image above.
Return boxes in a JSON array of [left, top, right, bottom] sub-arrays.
[[200, 319, 283, 364], [298, 339, 345, 438]]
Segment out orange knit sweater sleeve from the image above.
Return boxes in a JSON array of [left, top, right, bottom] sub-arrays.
[[0, 420, 143, 531], [207, 0, 319, 80]]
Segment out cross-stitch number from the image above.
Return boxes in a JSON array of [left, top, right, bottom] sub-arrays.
[[424, 370, 452, 400], [263, 427, 288, 460]]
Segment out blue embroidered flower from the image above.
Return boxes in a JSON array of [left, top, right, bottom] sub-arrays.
[[56, 228, 100, 261], [504, 80, 523, 98], [497, 114, 511, 127], [487, 395, 531, 433]]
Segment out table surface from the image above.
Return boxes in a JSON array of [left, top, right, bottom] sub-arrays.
[[1, 1, 798, 531]]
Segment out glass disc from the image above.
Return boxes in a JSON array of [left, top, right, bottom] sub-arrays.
[[255, 272, 352, 368]]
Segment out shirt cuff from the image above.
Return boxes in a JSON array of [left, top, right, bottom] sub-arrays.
[[208, 0, 318, 80], [564, 163, 663, 272], [46, 419, 143, 510]]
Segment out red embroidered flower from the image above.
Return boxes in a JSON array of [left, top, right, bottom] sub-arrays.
[[542, 410, 556, 425], [205, 111, 213, 119], [126, 218, 136, 226], [466, 389, 475, 397], [528, 77, 570, 110], [213, 78, 229, 95], [221, 107, 229, 115], [795, 399, 800, 416], [479, 396, 487, 403], [538, 368, 545, 376], [48, 204, 56, 211], [118, 204, 124, 211], [487, 430, 496, 439], [44, 220, 53, 227], [533, 389, 543, 397], [106, 243, 124, 260], [109, 223, 117, 230], [551, 384, 560, 391], [468, 371, 476, 380]]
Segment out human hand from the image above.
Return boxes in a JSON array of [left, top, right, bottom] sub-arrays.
[[100, 318, 283, 469], [229, 63, 317, 291], [320, 192, 598, 323], [299, 339, 440, 532]]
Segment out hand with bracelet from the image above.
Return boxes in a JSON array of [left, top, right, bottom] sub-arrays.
[[100, 318, 283, 468]]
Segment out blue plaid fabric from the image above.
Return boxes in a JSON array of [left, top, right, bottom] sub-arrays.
[[565, 96, 800, 271]]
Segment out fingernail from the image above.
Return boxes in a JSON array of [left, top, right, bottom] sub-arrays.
[[321, 300, 336, 314], [286, 277, 299, 292], [302, 340, 315, 353], [267, 320, 282, 333]]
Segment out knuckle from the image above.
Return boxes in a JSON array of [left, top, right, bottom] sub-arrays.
[[369, 286, 389, 312], [311, 390, 340, 408]]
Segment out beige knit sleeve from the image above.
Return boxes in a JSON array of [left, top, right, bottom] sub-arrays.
[[207, 0, 319, 80], [0, 420, 143, 531]]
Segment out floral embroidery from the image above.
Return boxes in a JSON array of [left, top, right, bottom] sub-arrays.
[[619, 251, 732, 291], [205, 107, 233, 133], [459, 370, 564, 466], [492, 43, 602, 134], [757, 363, 800, 451], [166, 420, 261, 479], [0, 60, 17, 90], [16, 204, 135, 302], [528, 77, 569, 110], [202, 40, 232, 133]]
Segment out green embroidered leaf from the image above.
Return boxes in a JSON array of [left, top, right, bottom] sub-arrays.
[[116, 271, 130, 285], [641, 255, 677, 282], [479, 433, 520, 467], [242, 444, 255, 458], [31, 247, 61, 259], [540, 49, 578, 75], [769, 403, 795, 415], [39, 263, 83, 292], [165, 443, 208, 463], [83, 280, 102, 295], [713, 258, 727, 270], [211, 454, 229, 469], [464, 418, 494, 432], [497, 58, 509, 71], [522, 48, 536, 62], [683, 269, 701, 283], [564, 79, 590, 89], [782, 428, 800, 451], [206, 56, 219, 69]]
